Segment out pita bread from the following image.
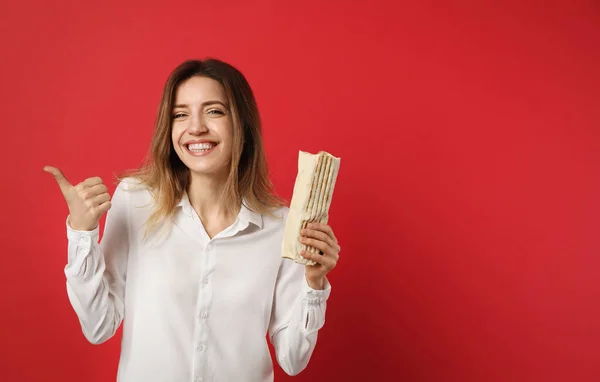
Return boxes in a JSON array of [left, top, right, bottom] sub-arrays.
[[281, 150, 341, 265], [301, 153, 324, 255]]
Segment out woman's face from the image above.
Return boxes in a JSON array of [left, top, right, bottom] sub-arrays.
[[171, 76, 234, 178]]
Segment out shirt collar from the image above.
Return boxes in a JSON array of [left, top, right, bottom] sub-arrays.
[[177, 191, 263, 230]]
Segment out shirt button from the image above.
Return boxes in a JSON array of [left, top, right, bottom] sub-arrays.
[[206, 243, 213, 250], [201, 312, 208, 318], [202, 277, 209, 284], [197, 344, 204, 351]]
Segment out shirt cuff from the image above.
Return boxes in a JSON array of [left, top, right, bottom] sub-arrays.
[[65, 216, 100, 279], [301, 276, 332, 305], [66, 216, 99, 240]]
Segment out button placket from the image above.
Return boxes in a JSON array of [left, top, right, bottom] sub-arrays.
[[193, 239, 215, 381]]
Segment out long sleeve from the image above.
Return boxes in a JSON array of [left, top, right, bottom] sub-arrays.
[[268, 258, 332, 376], [64, 182, 131, 345]]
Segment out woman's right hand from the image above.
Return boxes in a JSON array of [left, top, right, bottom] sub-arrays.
[[44, 166, 112, 231]]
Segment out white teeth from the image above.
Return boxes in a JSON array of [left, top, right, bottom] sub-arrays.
[[188, 143, 215, 151]]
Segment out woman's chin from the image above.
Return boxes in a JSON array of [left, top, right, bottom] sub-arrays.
[[187, 164, 229, 178]]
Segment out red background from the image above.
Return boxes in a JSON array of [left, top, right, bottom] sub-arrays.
[[2, 0, 600, 381]]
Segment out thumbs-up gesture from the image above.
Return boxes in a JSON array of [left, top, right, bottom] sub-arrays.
[[44, 166, 112, 231]]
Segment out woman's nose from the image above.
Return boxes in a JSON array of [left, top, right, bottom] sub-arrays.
[[188, 116, 208, 134]]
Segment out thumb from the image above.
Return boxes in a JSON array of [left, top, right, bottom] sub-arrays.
[[43, 165, 73, 195]]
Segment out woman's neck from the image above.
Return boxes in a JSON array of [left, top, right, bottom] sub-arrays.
[[187, 171, 239, 233]]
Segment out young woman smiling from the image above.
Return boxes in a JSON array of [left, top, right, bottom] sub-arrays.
[[44, 58, 341, 382]]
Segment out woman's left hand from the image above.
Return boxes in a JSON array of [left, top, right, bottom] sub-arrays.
[[299, 222, 341, 290]]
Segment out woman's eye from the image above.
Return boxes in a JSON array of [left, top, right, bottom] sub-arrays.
[[207, 109, 224, 115], [172, 112, 186, 119]]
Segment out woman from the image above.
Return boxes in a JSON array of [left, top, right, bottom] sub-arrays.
[[43, 58, 340, 382]]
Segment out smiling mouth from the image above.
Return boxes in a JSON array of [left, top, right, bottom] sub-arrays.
[[185, 142, 218, 156]]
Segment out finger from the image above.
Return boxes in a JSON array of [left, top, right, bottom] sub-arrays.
[[43, 166, 73, 195], [307, 223, 341, 252], [301, 250, 324, 265], [300, 237, 335, 257], [84, 183, 108, 197], [96, 200, 112, 215], [307, 222, 338, 243], [87, 193, 111, 207], [82, 177, 103, 187], [300, 228, 333, 247], [301, 250, 337, 269]]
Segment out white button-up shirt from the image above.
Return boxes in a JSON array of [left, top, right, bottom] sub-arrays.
[[63, 178, 331, 382]]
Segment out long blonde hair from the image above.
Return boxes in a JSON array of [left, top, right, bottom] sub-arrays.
[[119, 58, 287, 235]]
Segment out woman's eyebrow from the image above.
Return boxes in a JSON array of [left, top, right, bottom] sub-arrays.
[[173, 100, 228, 108]]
